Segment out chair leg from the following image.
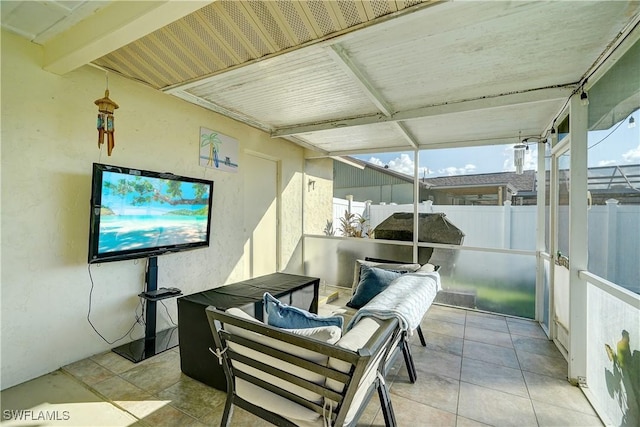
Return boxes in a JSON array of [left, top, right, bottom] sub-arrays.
[[221, 399, 234, 427], [401, 338, 418, 383], [417, 325, 426, 346], [377, 380, 397, 427]]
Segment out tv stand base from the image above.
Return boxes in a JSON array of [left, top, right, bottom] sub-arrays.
[[112, 326, 179, 363]]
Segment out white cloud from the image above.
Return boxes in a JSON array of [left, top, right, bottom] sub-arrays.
[[622, 144, 640, 163], [438, 164, 476, 176], [367, 154, 421, 176], [598, 159, 617, 167], [367, 156, 385, 167], [387, 153, 415, 175]]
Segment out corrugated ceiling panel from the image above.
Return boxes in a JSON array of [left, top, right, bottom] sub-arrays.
[[396, 0, 426, 9], [219, 0, 273, 56], [333, 0, 368, 27], [301, 1, 340, 36], [197, 3, 253, 63], [184, 48, 380, 127], [182, 13, 236, 69], [139, 35, 191, 82], [113, 44, 174, 88], [273, 0, 315, 43], [149, 31, 207, 79], [91, 0, 433, 89], [298, 122, 410, 152], [244, 0, 295, 50], [165, 21, 222, 74], [93, 52, 162, 88], [363, 0, 397, 19]]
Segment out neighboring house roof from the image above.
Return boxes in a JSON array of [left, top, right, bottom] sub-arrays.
[[337, 156, 640, 198], [337, 156, 419, 185], [423, 170, 536, 193], [337, 156, 536, 193]]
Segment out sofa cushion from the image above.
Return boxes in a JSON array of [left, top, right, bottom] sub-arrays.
[[235, 379, 321, 423], [418, 263, 438, 273], [347, 264, 403, 309], [224, 308, 328, 406], [325, 317, 384, 426], [264, 292, 343, 330], [227, 307, 341, 343], [285, 324, 342, 344], [352, 259, 421, 288]]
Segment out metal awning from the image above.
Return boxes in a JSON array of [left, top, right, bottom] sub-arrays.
[[3, 0, 639, 155]]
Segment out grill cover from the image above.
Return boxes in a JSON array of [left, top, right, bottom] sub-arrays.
[[372, 213, 465, 245]]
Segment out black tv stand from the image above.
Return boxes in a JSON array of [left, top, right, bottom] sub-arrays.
[[112, 256, 181, 363]]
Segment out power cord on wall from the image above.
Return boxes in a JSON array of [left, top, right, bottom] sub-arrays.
[[87, 264, 144, 345], [160, 300, 178, 326]]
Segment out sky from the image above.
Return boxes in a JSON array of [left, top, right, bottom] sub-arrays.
[[353, 110, 640, 178]]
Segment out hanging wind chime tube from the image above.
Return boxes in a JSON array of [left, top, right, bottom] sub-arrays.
[[513, 144, 526, 175], [94, 76, 119, 156], [512, 131, 527, 175]]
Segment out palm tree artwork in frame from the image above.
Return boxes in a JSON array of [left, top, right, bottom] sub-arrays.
[[199, 127, 239, 173]]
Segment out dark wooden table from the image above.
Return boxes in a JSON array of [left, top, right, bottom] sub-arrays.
[[177, 272, 319, 390]]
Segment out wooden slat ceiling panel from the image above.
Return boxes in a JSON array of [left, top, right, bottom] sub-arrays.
[[297, 122, 406, 152], [184, 48, 380, 127], [404, 99, 565, 147], [340, 1, 635, 113]]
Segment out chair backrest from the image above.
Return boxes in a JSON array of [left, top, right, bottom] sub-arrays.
[[206, 306, 399, 426]]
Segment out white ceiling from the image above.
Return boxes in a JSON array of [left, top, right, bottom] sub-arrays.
[[0, 1, 110, 43], [3, 1, 639, 156]]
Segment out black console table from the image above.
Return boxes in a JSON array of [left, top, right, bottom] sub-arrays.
[[177, 272, 319, 390]]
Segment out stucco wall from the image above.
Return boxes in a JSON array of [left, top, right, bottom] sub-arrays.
[[303, 157, 334, 236], [0, 31, 304, 389]]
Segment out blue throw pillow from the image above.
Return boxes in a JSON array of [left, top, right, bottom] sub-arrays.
[[264, 292, 343, 330], [347, 264, 403, 309]]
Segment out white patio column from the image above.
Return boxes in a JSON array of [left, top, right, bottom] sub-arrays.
[[413, 149, 420, 263], [568, 91, 589, 384], [535, 139, 547, 323]]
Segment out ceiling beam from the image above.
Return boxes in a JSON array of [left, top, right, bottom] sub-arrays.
[[171, 90, 273, 133], [271, 86, 574, 138], [326, 44, 418, 150], [326, 45, 393, 116], [394, 122, 419, 149], [324, 135, 521, 157], [43, 1, 213, 75]]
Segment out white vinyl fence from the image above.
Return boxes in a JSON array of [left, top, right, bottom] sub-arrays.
[[369, 201, 536, 250], [331, 197, 368, 236], [333, 198, 639, 293]]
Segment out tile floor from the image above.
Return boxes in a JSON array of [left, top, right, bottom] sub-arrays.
[[1, 300, 603, 426]]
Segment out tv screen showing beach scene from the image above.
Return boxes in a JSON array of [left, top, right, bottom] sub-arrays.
[[88, 164, 213, 263]]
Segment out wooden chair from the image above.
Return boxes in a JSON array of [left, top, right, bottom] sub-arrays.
[[206, 306, 401, 427]]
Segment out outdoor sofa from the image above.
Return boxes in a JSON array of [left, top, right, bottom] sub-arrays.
[[205, 259, 441, 426]]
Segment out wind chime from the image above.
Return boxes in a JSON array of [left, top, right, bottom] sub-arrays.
[[94, 75, 119, 156]]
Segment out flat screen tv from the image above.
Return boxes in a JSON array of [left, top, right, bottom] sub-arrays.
[[88, 163, 214, 263]]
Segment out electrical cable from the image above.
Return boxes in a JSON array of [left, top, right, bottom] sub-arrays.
[[160, 300, 178, 326], [587, 117, 627, 150], [87, 264, 141, 345]]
